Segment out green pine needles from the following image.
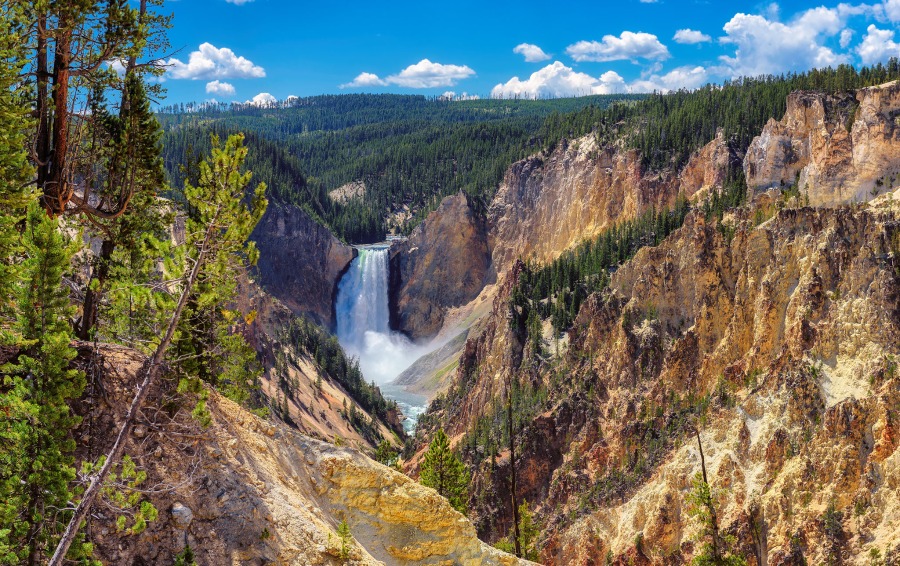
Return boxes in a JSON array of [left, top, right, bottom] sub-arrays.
[[419, 428, 470, 514], [494, 500, 540, 561], [0, 204, 92, 564], [47, 133, 267, 565]]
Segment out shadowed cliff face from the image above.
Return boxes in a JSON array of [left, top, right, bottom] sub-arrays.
[[745, 81, 900, 206], [235, 274, 405, 448], [389, 193, 492, 341], [252, 201, 355, 330]]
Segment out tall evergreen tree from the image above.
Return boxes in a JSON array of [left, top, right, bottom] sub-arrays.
[[0, 204, 90, 565], [0, 0, 33, 333], [77, 74, 169, 340], [688, 433, 746, 566], [420, 428, 470, 514], [25, 0, 170, 217], [49, 133, 267, 565]]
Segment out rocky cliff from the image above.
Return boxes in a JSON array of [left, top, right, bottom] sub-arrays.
[[487, 134, 732, 277], [389, 193, 492, 341], [398, 80, 900, 392], [252, 201, 355, 329], [745, 81, 900, 206], [389, 127, 733, 347], [236, 274, 404, 450], [539, 204, 900, 564], [418, 201, 900, 564], [395, 82, 900, 348], [76, 345, 532, 566]]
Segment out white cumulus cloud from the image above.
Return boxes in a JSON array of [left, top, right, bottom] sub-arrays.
[[341, 72, 386, 88], [857, 24, 900, 64], [491, 61, 712, 98], [884, 0, 900, 22], [674, 29, 712, 44], [566, 32, 670, 63], [166, 43, 265, 80], [717, 7, 852, 78], [205, 80, 235, 96], [631, 65, 709, 92], [225, 0, 253, 4], [840, 29, 855, 49], [342, 59, 475, 89], [514, 43, 552, 62], [246, 92, 276, 107], [491, 61, 627, 99], [386, 59, 475, 88]]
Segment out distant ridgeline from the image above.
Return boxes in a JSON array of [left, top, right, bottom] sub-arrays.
[[512, 59, 900, 337], [544, 60, 900, 171], [158, 60, 899, 244], [157, 94, 644, 243]]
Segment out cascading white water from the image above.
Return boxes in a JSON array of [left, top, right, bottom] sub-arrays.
[[335, 246, 392, 341], [335, 246, 427, 385]]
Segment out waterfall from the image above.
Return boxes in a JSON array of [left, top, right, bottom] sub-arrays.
[[334, 246, 426, 385], [335, 247, 392, 343]]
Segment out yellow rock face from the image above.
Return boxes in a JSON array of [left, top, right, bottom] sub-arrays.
[[488, 138, 684, 276], [84, 348, 533, 566], [430, 203, 899, 565], [745, 81, 900, 207]]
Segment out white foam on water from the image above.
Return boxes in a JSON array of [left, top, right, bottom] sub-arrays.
[[335, 246, 431, 385]]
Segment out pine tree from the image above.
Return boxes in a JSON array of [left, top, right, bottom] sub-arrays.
[[494, 500, 540, 561], [0, 0, 32, 333], [48, 133, 267, 565], [373, 439, 398, 467], [688, 433, 746, 566], [26, 0, 169, 217], [77, 75, 169, 340], [336, 520, 352, 561], [0, 203, 90, 565], [420, 429, 470, 514], [173, 545, 198, 566]]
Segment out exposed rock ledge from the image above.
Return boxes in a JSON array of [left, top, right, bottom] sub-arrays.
[[390, 192, 492, 341], [82, 346, 532, 566], [745, 80, 900, 206]]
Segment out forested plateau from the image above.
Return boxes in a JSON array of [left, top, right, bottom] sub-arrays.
[[1, 1, 900, 563]]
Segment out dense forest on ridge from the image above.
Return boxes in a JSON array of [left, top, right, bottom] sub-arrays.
[[159, 61, 899, 244], [158, 94, 644, 242]]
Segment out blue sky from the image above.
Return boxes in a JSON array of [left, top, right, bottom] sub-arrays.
[[158, 0, 900, 104]]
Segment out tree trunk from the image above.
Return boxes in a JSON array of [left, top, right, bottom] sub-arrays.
[[45, 24, 72, 216], [35, 12, 50, 198], [508, 391, 521, 557], [24, 461, 44, 566], [77, 239, 115, 340], [48, 206, 220, 566], [696, 431, 722, 560]]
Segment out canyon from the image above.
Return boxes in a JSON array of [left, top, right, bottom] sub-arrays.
[[126, 80, 900, 564], [394, 81, 900, 563], [79, 344, 533, 566]]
